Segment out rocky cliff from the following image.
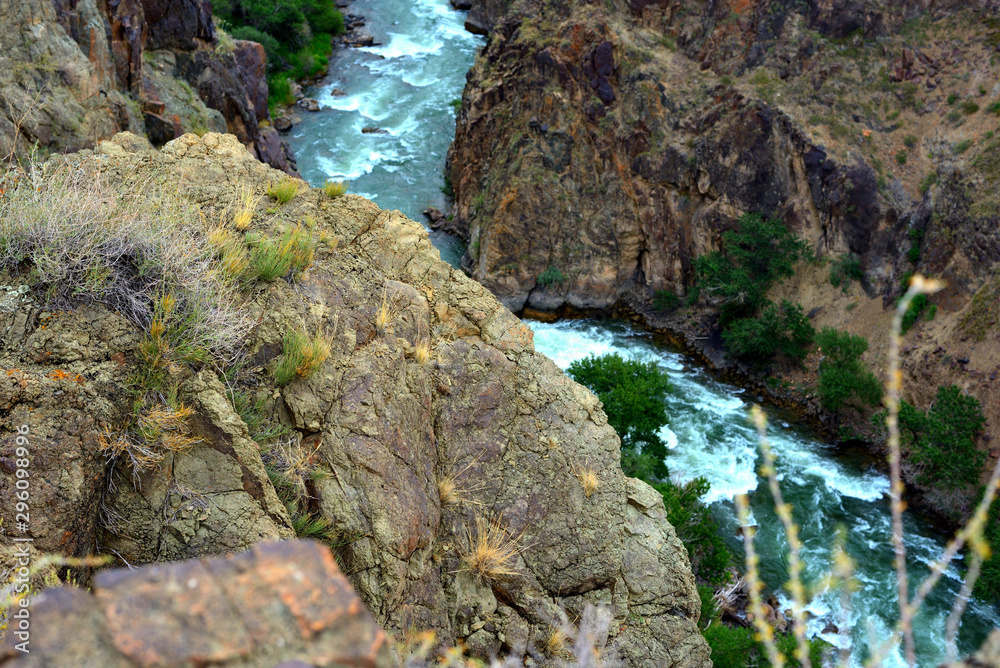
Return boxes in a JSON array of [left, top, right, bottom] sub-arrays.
[[448, 0, 1000, 518], [0, 0, 295, 173], [0, 132, 710, 667]]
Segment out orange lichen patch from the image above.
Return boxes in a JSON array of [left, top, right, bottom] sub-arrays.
[[50, 369, 71, 381]]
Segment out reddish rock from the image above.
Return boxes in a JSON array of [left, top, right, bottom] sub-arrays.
[[0, 541, 392, 667], [233, 40, 269, 123]]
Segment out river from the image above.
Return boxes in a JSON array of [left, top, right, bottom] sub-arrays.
[[285, 1, 999, 664]]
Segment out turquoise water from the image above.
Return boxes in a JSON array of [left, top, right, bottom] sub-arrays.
[[285, 0, 483, 266], [530, 318, 999, 667], [286, 0, 999, 663]]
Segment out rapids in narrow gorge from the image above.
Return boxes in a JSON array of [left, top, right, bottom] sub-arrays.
[[286, 1, 999, 664]]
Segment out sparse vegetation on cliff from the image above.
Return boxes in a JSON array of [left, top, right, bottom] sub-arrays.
[[568, 353, 731, 583]]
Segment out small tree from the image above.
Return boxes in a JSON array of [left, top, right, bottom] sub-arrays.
[[567, 353, 671, 479], [815, 328, 881, 411], [898, 385, 986, 490]]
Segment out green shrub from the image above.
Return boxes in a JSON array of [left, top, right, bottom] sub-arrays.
[[655, 477, 731, 583], [829, 253, 863, 289], [654, 289, 680, 312], [907, 228, 924, 264], [722, 300, 814, 361], [267, 178, 300, 204], [815, 328, 882, 411], [903, 134, 918, 148], [962, 100, 980, 115], [703, 624, 761, 668], [898, 386, 986, 490], [919, 171, 938, 194], [977, 500, 1000, 599], [249, 226, 316, 281], [568, 353, 671, 479], [896, 150, 908, 165], [901, 293, 927, 333], [229, 25, 280, 55], [954, 139, 973, 155], [989, 101, 1000, 115], [948, 93, 959, 105], [537, 266, 565, 286], [694, 213, 807, 323]]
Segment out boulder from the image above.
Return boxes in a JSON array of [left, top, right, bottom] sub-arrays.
[[0, 541, 393, 667]]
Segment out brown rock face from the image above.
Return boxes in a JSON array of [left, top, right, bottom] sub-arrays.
[[0, 0, 295, 174], [140, 0, 214, 51], [0, 541, 393, 667], [0, 132, 710, 667], [447, 0, 1000, 316]]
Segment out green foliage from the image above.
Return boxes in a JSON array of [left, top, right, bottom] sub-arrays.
[[655, 477, 731, 583], [953, 139, 973, 155], [323, 180, 347, 198], [901, 293, 927, 333], [267, 178, 300, 204], [249, 226, 316, 282], [829, 253, 863, 290], [702, 625, 828, 668], [962, 100, 980, 115], [722, 300, 814, 361], [898, 386, 986, 490], [273, 329, 330, 386], [567, 354, 730, 582], [654, 289, 680, 312], [537, 266, 565, 286], [919, 171, 938, 194], [947, 93, 959, 105], [989, 101, 1000, 115], [896, 150, 908, 165], [214, 0, 345, 108], [567, 353, 671, 479], [907, 228, 924, 264], [695, 213, 807, 323], [903, 134, 918, 148], [976, 500, 1000, 599], [815, 328, 882, 411], [702, 624, 760, 668]]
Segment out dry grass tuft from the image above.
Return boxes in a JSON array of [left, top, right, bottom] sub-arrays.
[[324, 180, 348, 198], [98, 402, 200, 482], [374, 285, 399, 333], [576, 467, 599, 498], [207, 226, 250, 280], [274, 328, 331, 386], [0, 163, 250, 356], [232, 184, 262, 231], [249, 225, 315, 282], [267, 177, 300, 204], [414, 339, 431, 365], [461, 514, 524, 583], [545, 626, 570, 657], [438, 475, 463, 506]]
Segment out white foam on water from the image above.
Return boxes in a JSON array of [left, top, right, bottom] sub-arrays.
[[360, 31, 443, 59]]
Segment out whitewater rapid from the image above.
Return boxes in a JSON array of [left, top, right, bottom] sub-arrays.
[[531, 318, 999, 666]]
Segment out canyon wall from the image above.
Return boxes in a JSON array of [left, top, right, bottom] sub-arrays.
[[0, 0, 295, 173]]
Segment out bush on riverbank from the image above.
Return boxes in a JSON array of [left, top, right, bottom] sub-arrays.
[[213, 0, 345, 108], [815, 327, 881, 411], [897, 385, 986, 490], [695, 213, 812, 361], [567, 353, 731, 583]]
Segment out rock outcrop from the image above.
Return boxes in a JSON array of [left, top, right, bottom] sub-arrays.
[[447, 0, 1000, 517], [0, 0, 296, 174], [0, 132, 710, 666], [0, 540, 393, 667]]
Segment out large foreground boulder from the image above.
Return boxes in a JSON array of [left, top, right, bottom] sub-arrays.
[[0, 540, 392, 667]]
